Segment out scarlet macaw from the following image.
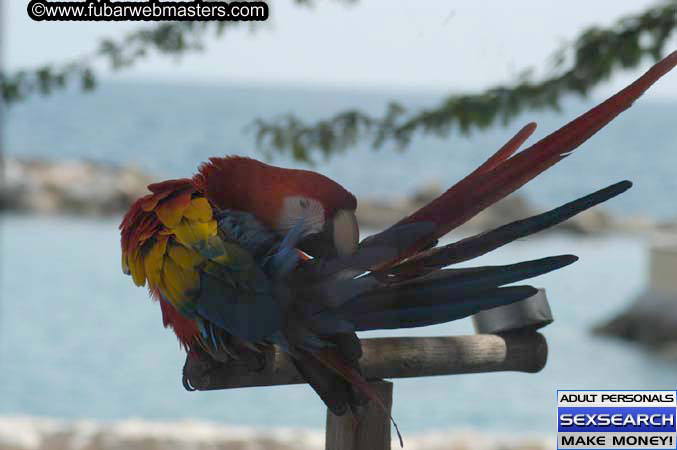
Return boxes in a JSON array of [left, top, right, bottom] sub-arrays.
[[120, 52, 676, 417]]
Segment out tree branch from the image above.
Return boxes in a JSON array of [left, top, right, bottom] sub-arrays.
[[0, 0, 356, 104], [253, 0, 677, 162]]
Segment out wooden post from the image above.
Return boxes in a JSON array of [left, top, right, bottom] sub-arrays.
[[185, 331, 547, 450], [326, 380, 393, 450]]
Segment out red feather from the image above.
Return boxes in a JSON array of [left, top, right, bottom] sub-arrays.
[[154, 289, 201, 354], [193, 156, 357, 228], [379, 51, 677, 268]]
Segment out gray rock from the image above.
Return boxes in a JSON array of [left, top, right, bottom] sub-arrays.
[[1, 158, 155, 216], [1, 158, 653, 237], [594, 289, 677, 348]]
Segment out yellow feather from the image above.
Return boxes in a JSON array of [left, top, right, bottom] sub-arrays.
[[156, 191, 192, 228], [121, 252, 130, 275], [172, 218, 218, 249], [156, 205, 185, 229], [159, 275, 182, 309], [207, 218, 218, 235], [168, 242, 204, 269], [184, 197, 213, 222], [128, 247, 146, 286], [144, 237, 168, 286], [162, 257, 200, 308]]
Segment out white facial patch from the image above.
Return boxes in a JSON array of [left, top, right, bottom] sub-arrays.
[[333, 209, 359, 256], [278, 196, 326, 236]]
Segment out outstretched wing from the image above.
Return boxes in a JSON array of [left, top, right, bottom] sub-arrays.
[[120, 179, 282, 343]]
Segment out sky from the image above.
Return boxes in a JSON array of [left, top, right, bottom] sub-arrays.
[[3, 0, 677, 97]]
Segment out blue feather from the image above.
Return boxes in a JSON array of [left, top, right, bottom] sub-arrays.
[[265, 219, 305, 278], [350, 286, 536, 331]]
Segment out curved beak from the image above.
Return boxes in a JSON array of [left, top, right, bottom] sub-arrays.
[[297, 209, 359, 258]]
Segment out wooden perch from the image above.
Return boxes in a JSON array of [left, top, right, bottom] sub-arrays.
[[184, 331, 547, 391], [182, 292, 553, 450]]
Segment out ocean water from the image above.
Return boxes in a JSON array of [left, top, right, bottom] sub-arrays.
[[1, 214, 675, 433], [2, 82, 677, 433], [5, 81, 677, 220]]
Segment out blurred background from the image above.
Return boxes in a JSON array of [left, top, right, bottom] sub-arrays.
[[2, 1, 677, 449]]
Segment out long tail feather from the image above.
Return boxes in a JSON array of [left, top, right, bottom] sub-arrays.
[[345, 255, 574, 312], [388, 181, 631, 278], [311, 255, 575, 333], [392, 255, 578, 290], [465, 122, 537, 176], [350, 286, 538, 331], [372, 52, 677, 268]]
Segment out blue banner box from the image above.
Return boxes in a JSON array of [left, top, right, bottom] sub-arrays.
[[557, 390, 677, 449], [558, 407, 677, 433]]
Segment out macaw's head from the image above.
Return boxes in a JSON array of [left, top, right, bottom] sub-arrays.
[[194, 157, 359, 258]]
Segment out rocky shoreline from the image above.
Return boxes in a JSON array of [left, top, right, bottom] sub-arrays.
[[0, 416, 553, 450], [2, 158, 155, 216], [594, 236, 677, 355], [594, 289, 677, 356], [0, 157, 659, 235]]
